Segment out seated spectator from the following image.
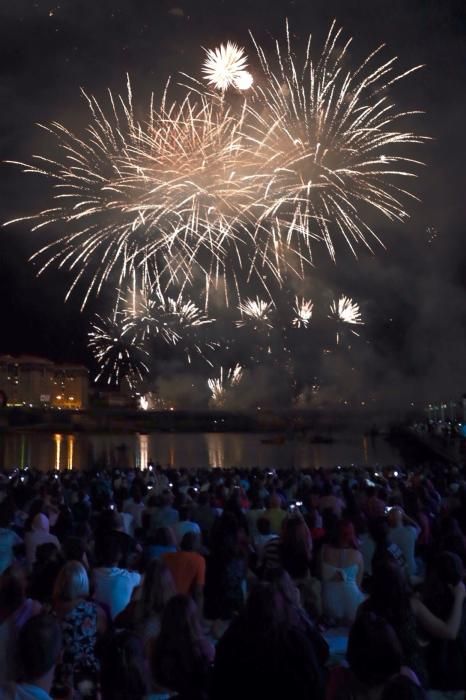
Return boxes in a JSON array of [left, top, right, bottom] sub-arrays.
[[387, 507, 421, 581], [151, 594, 214, 699], [0, 508, 22, 576], [0, 613, 62, 700], [211, 581, 326, 700], [172, 506, 201, 547], [95, 510, 139, 570], [360, 560, 466, 687], [321, 520, 365, 624], [115, 559, 175, 647], [24, 514, 60, 571], [150, 492, 179, 533], [29, 543, 64, 605], [368, 516, 406, 578], [422, 552, 466, 696], [100, 630, 149, 700], [319, 482, 345, 518], [204, 513, 247, 623], [123, 486, 145, 534], [254, 516, 277, 563], [145, 528, 177, 563], [327, 611, 420, 700], [163, 533, 205, 608], [93, 536, 141, 620], [53, 561, 107, 693], [0, 566, 42, 683], [264, 492, 286, 535]]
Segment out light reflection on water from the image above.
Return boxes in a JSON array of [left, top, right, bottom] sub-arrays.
[[0, 430, 404, 471]]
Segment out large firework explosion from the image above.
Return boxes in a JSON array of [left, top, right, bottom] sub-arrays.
[[208, 363, 244, 407], [243, 21, 426, 264], [6, 22, 425, 392]]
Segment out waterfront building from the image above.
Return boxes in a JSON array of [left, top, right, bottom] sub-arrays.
[[0, 354, 89, 409]]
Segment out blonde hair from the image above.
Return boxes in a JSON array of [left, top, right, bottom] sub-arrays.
[[53, 560, 89, 601]]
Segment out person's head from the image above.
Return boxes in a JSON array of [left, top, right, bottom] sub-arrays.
[[0, 565, 27, 614], [101, 631, 148, 700], [282, 514, 311, 546], [263, 567, 301, 609], [17, 614, 62, 687], [387, 507, 403, 528], [257, 516, 271, 536], [180, 531, 197, 552], [63, 536, 88, 566], [154, 526, 176, 547], [179, 504, 193, 522], [331, 519, 358, 548], [268, 492, 282, 510], [140, 560, 176, 617], [35, 542, 61, 567], [369, 562, 411, 623], [369, 516, 390, 545], [157, 594, 202, 646], [100, 535, 123, 567], [32, 512, 50, 533], [244, 581, 291, 635], [347, 612, 402, 686], [160, 491, 174, 508], [53, 561, 90, 602]]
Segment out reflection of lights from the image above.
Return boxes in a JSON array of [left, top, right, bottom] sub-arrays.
[[53, 433, 62, 469], [67, 435, 75, 470], [205, 433, 225, 469], [137, 433, 149, 470]]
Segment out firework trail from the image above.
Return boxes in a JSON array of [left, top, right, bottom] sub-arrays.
[[328, 294, 363, 344], [202, 42, 253, 91], [208, 363, 243, 406], [292, 296, 313, 328], [88, 313, 149, 387], [236, 296, 273, 329], [245, 21, 426, 265]]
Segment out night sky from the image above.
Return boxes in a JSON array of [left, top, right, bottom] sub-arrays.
[[1, 0, 466, 407]]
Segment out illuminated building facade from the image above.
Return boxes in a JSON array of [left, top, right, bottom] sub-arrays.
[[0, 355, 89, 409]]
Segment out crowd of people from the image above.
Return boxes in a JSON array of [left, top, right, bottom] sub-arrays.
[[0, 458, 465, 699]]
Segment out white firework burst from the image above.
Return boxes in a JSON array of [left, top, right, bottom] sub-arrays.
[[292, 296, 313, 328], [202, 42, 250, 91], [208, 364, 244, 406], [329, 295, 363, 343], [236, 296, 273, 329]]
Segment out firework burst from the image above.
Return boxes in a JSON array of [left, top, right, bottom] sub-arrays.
[[246, 21, 426, 263], [88, 313, 149, 387], [292, 296, 314, 328], [236, 296, 273, 330], [208, 363, 243, 406], [329, 294, 363, 344], [5, 82, 269, 307], [202, 42, 252, 92]]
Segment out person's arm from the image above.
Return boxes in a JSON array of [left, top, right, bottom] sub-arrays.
[[411, 581, 466, 640]]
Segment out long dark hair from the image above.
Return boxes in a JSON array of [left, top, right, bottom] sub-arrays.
[[367, 562, 412, 627], [152, 595, 210, 696]]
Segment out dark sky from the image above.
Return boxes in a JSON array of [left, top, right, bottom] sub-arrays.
[[1, 0, 466, 406]]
